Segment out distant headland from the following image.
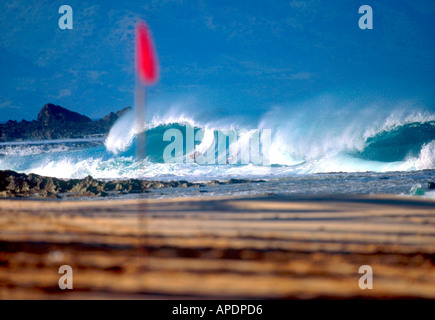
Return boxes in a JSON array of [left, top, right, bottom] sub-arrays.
[[0, 103, 131, 142]]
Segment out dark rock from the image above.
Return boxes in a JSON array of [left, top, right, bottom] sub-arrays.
[[223, 178, 266, 185], [102, 112, 118, 124], [35, 191, 58, 199], [70, 175, 106, 195], [178, 180, 189, 188], [428, 182, 435, 189], [0, 170, 267, 199], [37, 104, 92, 125], [124, 179, 143, 193], [151, 182, 165, 189], [142, 182, 155, 189], [0, 170, 67, 198], [227, 179, 249, 184], [116, 107, 132, 118], [0, 104, 132, 142]]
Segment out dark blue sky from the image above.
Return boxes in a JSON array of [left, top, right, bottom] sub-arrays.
[[0, 0, 434, 121]]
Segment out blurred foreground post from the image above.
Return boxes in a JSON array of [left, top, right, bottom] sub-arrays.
[[135, 21, 159, 160]]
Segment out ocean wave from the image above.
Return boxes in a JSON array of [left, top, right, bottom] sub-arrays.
[[103, 104, 435, 167], [1, 99, 434, 180], [0, 145, 72, 157]]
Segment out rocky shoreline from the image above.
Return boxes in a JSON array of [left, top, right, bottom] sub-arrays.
[[0, 170, 264, 199]]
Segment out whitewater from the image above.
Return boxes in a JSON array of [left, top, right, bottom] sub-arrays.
[[1, 99, 434, 198]]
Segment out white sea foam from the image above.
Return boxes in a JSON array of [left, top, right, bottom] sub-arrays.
[[1, 97, 434, 180]]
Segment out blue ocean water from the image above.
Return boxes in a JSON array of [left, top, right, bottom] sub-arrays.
[[0, 105, 434, 198]]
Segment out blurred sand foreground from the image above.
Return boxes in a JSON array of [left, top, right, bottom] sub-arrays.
[[0, 195, 434, 299]]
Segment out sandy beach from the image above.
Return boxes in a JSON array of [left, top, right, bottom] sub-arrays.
[[1, 194, 434, 299], [1, 0, 434, 305]]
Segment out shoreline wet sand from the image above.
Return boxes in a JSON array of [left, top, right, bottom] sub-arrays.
[[1, 194, 434, 299]]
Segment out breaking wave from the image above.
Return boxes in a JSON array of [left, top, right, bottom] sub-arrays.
[[1, 100, 434, 180]]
